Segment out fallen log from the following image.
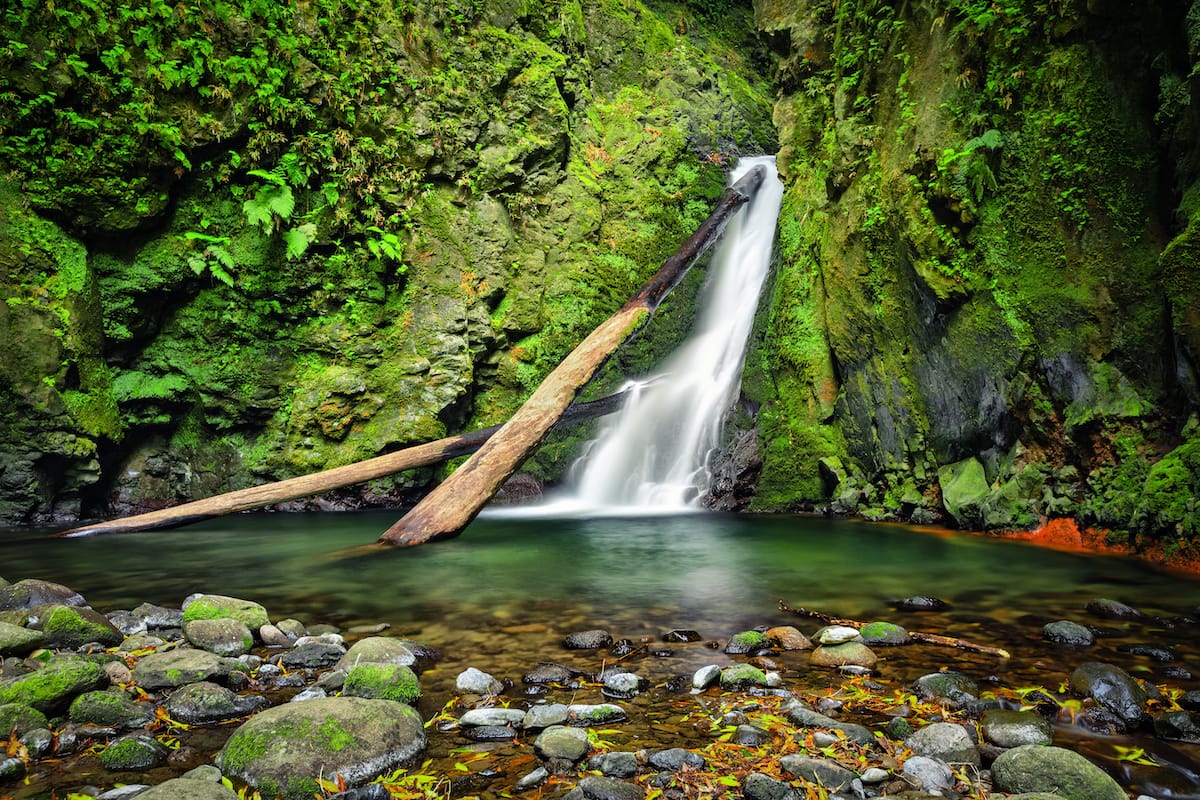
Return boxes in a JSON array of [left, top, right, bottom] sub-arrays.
[[379, 163, 768, 547], [777, 600, 1012, 659], [54, 392, 628, 538]]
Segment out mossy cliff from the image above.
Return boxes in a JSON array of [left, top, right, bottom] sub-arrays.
[[745, 0, 1200, 558], [0, 0, 775, 521]]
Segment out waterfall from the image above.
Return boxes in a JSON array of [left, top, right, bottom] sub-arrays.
[[549, 155, 784, 513]]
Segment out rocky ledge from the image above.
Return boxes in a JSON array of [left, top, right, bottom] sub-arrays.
[[1, 576, 1198, 799]]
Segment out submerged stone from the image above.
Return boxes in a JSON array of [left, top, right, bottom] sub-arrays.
[[1085, 598, 1142, 619], [563, 629, 613, 650], [1043, 620, 1094, 646]]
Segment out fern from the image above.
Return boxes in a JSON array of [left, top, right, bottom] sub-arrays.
[[283, 222, 317, 260]]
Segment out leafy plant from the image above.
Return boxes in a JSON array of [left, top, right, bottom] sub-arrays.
[[937, 128, 1003, 207], [183, 231, 236, 287]]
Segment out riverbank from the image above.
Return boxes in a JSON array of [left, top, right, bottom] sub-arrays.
[[1, 572, 1198, 800]]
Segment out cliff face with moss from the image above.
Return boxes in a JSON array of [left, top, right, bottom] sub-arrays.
[[1, 0, 1198, 561], [743, 0, 1200, 559]]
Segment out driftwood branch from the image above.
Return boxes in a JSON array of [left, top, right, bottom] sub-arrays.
[[378, 164, 768, 547], [54, 392, 628, 538], [777, 600, 1011, 659]]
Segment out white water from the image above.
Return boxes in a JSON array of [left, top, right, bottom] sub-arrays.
[[535, 155, 784, 515]]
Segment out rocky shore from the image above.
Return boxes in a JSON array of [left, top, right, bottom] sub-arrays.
[[1, 575, 1199, 800]]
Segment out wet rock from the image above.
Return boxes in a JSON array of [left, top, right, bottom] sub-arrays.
[[779, 754, 856, 790], [602, 672, 641, 699], [523, 703, 568, 729], [1152, 710, 1200, 742], [981, 709, 1054, 747], [884, 716, 914, 740], [1085, 598, 1142, 619], [0, 579, 85, 611], [648, 748, 705, 771], [719, 663, 767, 690], [813, 625, 861, 645], [913, 671, 979, 707], [741, 772, 798, 800], [276, 619, 307, 639], [0, 621, 44, 656], [68, 689, 155, 729], [809, 642, 877, 668], [336, 637, 416, 671], [593, 751, 638, 778], [902, 755, 954, 793], [1069, 661, 1147, 729], [132, 603, 184, 629], [106, 611, 148, 636], [785, 703, 874, 746], [466, 724, 518, 741], [892, 596, 949, 611], [571, 775, 644, 800], [858, 621, 909, 645], [567, 703, 627, 725], [185, 618, 254, 657], [534, 725, 589, 761], [0, 655, 105, 712], [991, 744, 1125, 800], [0, 702, 48, 736], [259, 624, 294, 648], [662, 629, 701, 642], [516, 766, 549, 790], [281, 642, 346, 669], [1043, 620, 1094, 646], [99, 734, 168, 770], [693, 664, 721, 689], [456, 667, 503, 696], [733, 724, 771, 746], [133, 649, 236, 690], [343, 663, 420, 705], [459, 707, 525, 727], [725, 630, 770, 654], [216, 697, 426, 800], [41, 605, 123, 649], [164, 681, 266, 723], [609, 639, 637, 656], [20, 726, 53, 758], [860, 767, 890, 783], [766, 626, 812, 650], [182, 594, 270, 631], [0, 756, 24, 780], [905, 722, 980, 767], [563, 630, 612, 650], [523, 662, 580, 685], [290, 687, 327, 703], [1124, 644, 1175, 661], [1181, 690, 1200, 710]]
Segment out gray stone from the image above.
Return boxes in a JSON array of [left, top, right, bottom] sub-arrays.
[[517, 766, 549, 789], [785, 703, 875, 746], [912, 671, 979, 706], [216, 697, 426, 800], [692, 664, 721, 689], [523, 703, 569, 729], [336, 637, 416, 671], [260, 623, 294, 647], [779, 754, 856, 790], [991, 744, 1125, 800], [1069, 661, 1147, 728], [132, 603, 184, 629], [133, 649, 235, 690], [902, 755, 954, 792], [595, 751, 638, 778], [981, 709, 1054, 747], [1085, 598, 1142, 619], [1043, 620, 1094, 646], [1152, 710, 1200, 742], [814, 625, 862, 645], [860, 767, 889, 783], [603, 672, 640, 698], [734, 725, 771, 746], [725, 630, 770, 654], [0, 579, 85, 611], [567, 703, 626, 726], [41, 604, 123, 649], [563, 630, 613, 650], [766, 626, 812, 650], [905, 721, 980, 767], [0, 656, 106, 712], [0, 621, 44, 656], [809, 642, 877, 668], [20, 726, 53, 758], [290, 686, 328, 703], [106, 611, 148, 636], [126, 778, 239, 800], [456, 667, 503, 695], [181, 764, 224, 782], [534, 725, 589, 761], [575, 775, 644, 800], [185, 617, 254, 657], [742, 772, 798, 800], [281, 642, 346, 669], [96, 784, 151, 799], [182, 594, 270, 631], [459, 707, 526, 727], [68, 689, 155, 728], [648, 748, 704, 771], [0, 757, 25, 780], [523, 662, 579, 685], [164, 681, 266, 723]]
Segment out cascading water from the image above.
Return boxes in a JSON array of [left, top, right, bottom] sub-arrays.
[[550, 155, 784, 513]]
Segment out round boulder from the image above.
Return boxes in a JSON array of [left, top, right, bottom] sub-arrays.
[[904, 721, 980, 767], [182, 594, 270, 631], [68, 690, 155, 729], [981, 709, 1054, 748], [1069, 661, 1147, 728], [216, 696, 426, 800], [132, 648, 237, 690], [809, 642, 877, 668], [1043, 620, 1094, 646], [0, 579, 85, 611], [342, 663, 420, 705], [184, 618, 254, 657], [0, 656, 106, 713], [858, 621, 909, 645], [41, 605, 123, 649], [132, 778, 238, 800], [164, 681, 266, 724], [991, 744, 1125, 800], [336, 637, 416, 671]]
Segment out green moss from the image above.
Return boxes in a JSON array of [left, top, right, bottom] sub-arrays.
[[1134, 436, 1200, 544], [217, 730, 270, 774], [342, 664, 421, 705]]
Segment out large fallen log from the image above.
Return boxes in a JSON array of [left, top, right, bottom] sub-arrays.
[[378, 163, 767, 547], [54, 392, 628, 538]]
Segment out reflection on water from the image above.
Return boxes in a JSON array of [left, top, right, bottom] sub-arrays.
[[1, 511, 1194, 631]]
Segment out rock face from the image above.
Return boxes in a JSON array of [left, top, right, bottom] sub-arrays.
[[216, 696, 426, 800]]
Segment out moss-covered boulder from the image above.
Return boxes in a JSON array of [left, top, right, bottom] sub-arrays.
[[0, 621, 44, 656], [68, 689, 155, 729], [938, 458, 991, 529], [991, 745, 1125, 800], [182, 594, 269, 632], [99, 734, 168, 770], [335, 636, 417, 671], [0, 703, 48, 737], [341, 664, 420, 705], [215, 696, 426, 800], [133, 778, 239, 800], [724, 630, 769, 655], [132, 648, 239, 690], [184, 617, 254, 657], [719, 664, 768, 690], [163, 681, 266, 724], [41, 604, 123, 649], [0, 579, 85, 611], [0, 656, 105, 713]]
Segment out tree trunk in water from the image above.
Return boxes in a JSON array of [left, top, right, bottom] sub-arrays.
[[55, 392, 628, 538], [378, 163, 767, 547]]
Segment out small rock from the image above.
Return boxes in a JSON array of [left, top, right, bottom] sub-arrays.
[[523, 703, 569, 730], [106, 611, 148, 636], [733, 725, 771, 746], [0, 579, 85, 611], [574, 775, 644, 800], [42, 605, 124, 649], [69, 689, 155, 729], [103, 661, 133, 686], [991, 744, 1126, 800], [563, 630, 612, 650], [594, 751, 638, 778], [164, 681, 266, 723], [662, 629, 701, 642], [609, 639, 638, 656], [692, 664, 721, 690], [725, 630, 770, 654], [289, 686, 327, 702], [766, 626, 812, 650], [1069, 661, 1147, 729], [133, 778, 239, 800], [903, 755, 954, 792], [456, 667, 503, 696], [326, 785, 390, 800], [466, 724, 519, 741], [343, 663, 420, 705], [742, 772, 798, 800], [809, 642, 877, 668], [99, 735, 168, 770], [814, 625, 861, 645], [1181, 690, 1200, 710], [182, 594, 269, 631], [603, 672, 641, 699], [523, 663, 580, 685], [516, 766, 549, 790], [567, 703, 626, 725], [1124, 644, 1175, 662], [0, 756, 25, 780], [1042, 620, 1094, 646], [133, 649, 234, 690], [132, 603, 184, 629], [719, 663, 767, 690], [534, 725, 589, 761], [459, 708, 525, 727], [276, 619, 307, 639], [259, 624, 294, 648], [185, 618, 254, 657], [858, 621, 909, 645], [280, 642, 346, 669], [785, 702, 874, 746], [0, 621, 45, 656], [913, 671, 979, 707], [779, 754, 856, 790], [1085, 598, 1142, 619], [335, 637, 415, 671], [892, 596, 949, 611], [20, 727, 53, 758], [648, 748, 704, 771], [981, 709, 1054, 747], [860, 767, 890, 783], [96, 784, 151, 799], [905, 721, 980, 767], [1152, 710, 1200, 742]]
